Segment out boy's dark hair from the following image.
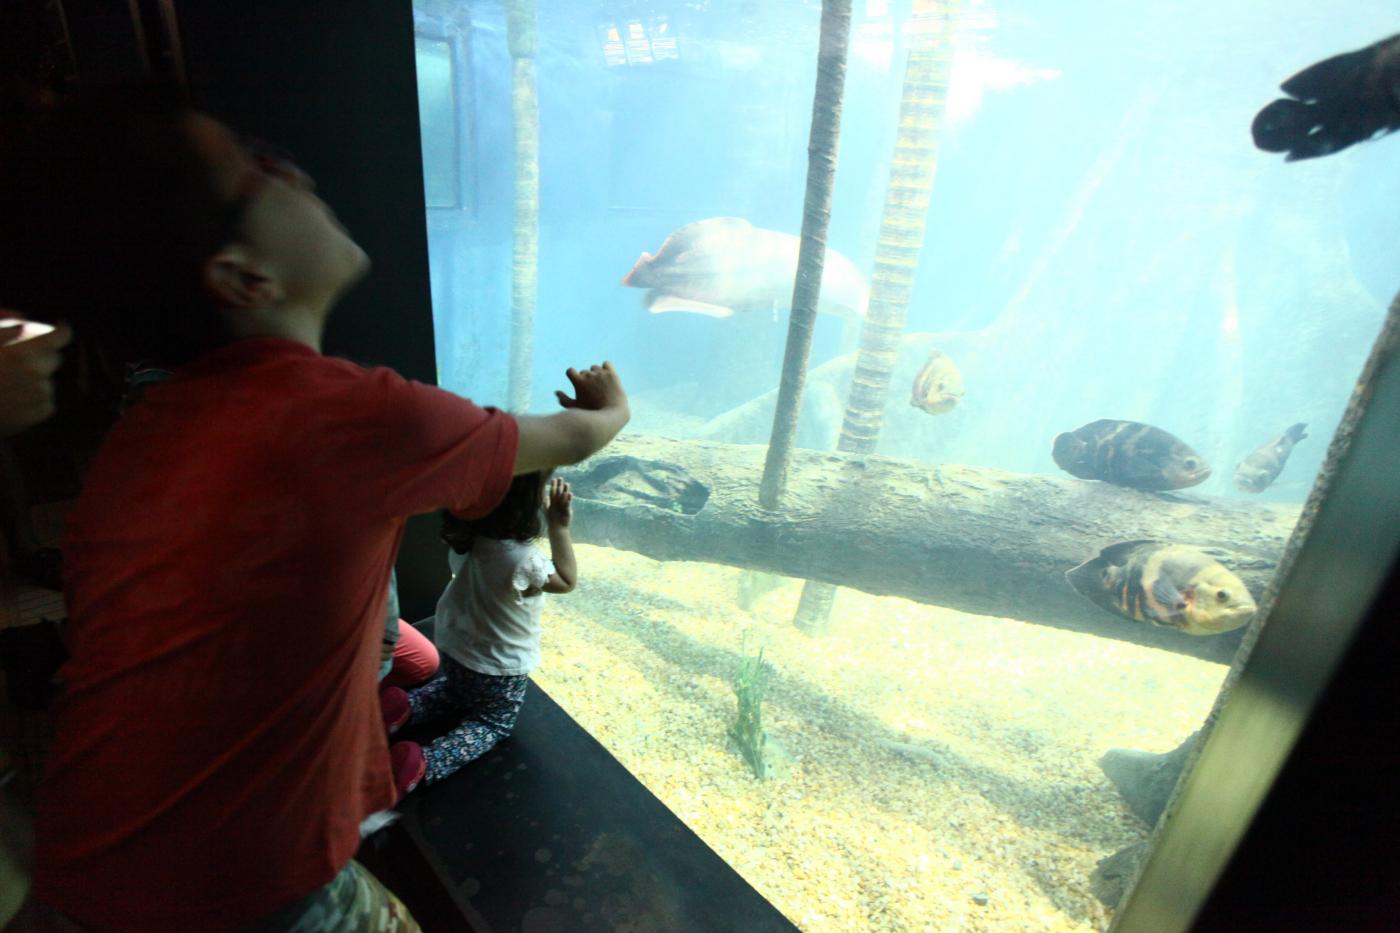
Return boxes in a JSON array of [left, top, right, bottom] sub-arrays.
[[441, 471, 549, 554], [0, 84, 236, 370]]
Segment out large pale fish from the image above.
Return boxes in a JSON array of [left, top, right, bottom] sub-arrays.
[[621, 217, 869, 319]]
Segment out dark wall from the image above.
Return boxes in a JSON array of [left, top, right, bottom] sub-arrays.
[[1192, 559, 1400, 932], [173, 0, 449, 619]]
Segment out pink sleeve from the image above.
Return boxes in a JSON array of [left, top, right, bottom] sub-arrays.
[[356, 368, 519, 521]]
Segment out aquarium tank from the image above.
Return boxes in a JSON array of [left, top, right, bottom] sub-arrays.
[[410, 0, 1398, 929]]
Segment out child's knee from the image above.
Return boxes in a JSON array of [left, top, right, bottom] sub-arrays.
[[384, 622, 440, 688]]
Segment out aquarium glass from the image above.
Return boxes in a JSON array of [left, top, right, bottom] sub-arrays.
[[411, 1, 1398, 929]]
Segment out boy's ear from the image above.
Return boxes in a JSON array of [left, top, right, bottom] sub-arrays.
[[202, 246, 284, 309]]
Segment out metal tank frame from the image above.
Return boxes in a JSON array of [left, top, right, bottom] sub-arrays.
[[1111, 294, 1400, 931]]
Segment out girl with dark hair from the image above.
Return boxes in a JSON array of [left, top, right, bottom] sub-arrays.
[[384, 473, 577, 797]]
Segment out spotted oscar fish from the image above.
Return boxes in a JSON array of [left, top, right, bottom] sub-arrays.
[[910, 348, 965, 415], [1052, 419, 1210, 491], [1234, 423, 1307, 494], [1253, 33, 1400, 161], [1066, 540, 1256, 636]]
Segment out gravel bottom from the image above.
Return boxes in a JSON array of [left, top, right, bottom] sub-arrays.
[[535, 545, 1228, 933]]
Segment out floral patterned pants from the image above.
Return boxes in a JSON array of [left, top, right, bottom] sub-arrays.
[[406, 657, 528, 785], [23, 860, 418, 932]]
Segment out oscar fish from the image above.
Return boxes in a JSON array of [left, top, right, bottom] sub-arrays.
[[1234, 423, 1307, 494], [1066, 540, 1257, 636], [620, 217, 869, 319], [1052, 419, 1210, 492], [910, 348, 965, 415], [1253, 32, 1400, 161]]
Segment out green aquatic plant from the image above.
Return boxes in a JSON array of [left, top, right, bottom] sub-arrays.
[[728, 642, 769, 781]]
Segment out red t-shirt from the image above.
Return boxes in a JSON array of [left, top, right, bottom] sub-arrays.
[[33, 338, 518, 931]]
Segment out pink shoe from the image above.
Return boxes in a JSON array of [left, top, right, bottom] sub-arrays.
[[390, 741, 426, 802], [379, 685, 410, 735]]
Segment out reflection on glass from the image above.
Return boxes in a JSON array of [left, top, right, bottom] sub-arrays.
[[413, 1, 1398, 929], [415, 36, 459, 209]]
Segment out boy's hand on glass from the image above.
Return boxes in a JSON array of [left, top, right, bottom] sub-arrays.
[[545, 477, 573, 527], [555, 362, 628, 414]]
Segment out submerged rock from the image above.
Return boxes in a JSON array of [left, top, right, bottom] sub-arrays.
[[1091, 840, 1150, 909], [1099, 730, 1201, 826]]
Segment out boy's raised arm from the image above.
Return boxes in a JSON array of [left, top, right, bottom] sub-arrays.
[[513, 362, 630, 475]]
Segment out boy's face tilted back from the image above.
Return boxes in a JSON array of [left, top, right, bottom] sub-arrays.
[[185, 113, 369, 331]]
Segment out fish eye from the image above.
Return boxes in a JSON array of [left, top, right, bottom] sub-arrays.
[[1216, 589, 1229, 602], [936, 382, 945, 391], [1184, 458, 1199, 470]]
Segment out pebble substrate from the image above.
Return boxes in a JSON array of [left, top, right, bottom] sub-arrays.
[[535, 545, 1227, 933]]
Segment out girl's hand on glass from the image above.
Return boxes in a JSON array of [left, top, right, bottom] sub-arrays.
[[545, 477, 573, 527]]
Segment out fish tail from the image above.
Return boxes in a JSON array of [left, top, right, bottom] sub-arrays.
[[621, 251, 654, 287], [1286, 422, 1308, 443]]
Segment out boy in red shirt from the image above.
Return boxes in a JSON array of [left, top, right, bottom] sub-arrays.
[[0, 91, 629, 931]]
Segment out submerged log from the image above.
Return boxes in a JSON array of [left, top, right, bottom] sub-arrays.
[[562, 434, 1302, 664]]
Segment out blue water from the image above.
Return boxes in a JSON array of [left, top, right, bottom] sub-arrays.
[[414, 0, 1398, 503]]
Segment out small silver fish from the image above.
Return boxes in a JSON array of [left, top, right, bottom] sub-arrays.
[[1234, 423, 1307, 493]]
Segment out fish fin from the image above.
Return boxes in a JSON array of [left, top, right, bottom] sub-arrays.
[[1286, 422, 1308, 443], [1097, 539, 1159, 566], [1279, 38, 1378, 101], [1149, 575, 1187, 618], [621, 252, 654, 287], [645, 293, 736, 318]]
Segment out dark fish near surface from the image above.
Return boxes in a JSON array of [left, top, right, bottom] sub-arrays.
[[1052, 419, 1210, 491], [620, 217, 868, 319], [1253, 33, 1400, 161], [1235, 423, 1308, 494], [1066, 540, 1257, 636], [910, 348, 965, 415]]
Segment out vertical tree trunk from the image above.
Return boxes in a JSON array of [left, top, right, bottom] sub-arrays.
[[795, 0, 958, 633], [759, 0, 854, 510], [506, 0, 539, 412]]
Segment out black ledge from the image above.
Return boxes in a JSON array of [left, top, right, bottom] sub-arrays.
[[361, 681, 797, 933]]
